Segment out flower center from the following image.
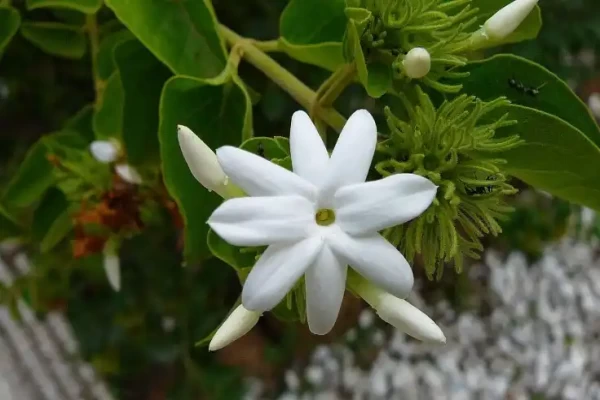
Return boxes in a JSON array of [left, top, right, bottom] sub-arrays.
[[315, 209, 335, 226]]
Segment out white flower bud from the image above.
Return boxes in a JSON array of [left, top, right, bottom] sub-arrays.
[[403, 47, 431, 79], [103, 244, 121, 292], [177, 125, 231, 198], [354, 281, 445, 344], [115, 163, 142, 184], [484, 0, 539, 41], [90, 140, 120, 163], [209, 305, 261, 351]]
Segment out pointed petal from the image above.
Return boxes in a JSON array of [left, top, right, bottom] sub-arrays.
[[305, 245, 347, 335], [217, 146, 316, 199], [103, 250, 121, 292], [290, 111, 329, 186], [209, 305, 261, 351], [242, 236, 323, 312], [208, 196, 316, 247], [327, 227, 413, 299], [335, 174, 437, 235], [319, 110, 376, 204]]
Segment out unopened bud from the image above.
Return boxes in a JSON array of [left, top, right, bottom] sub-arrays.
[[353, 281, 445, 344], [103, 243, 121, 292], [403, 47, 431, 79], [90, 140, 120, 163], [115, 163, 142, 184], [484, 0, 539, 41], [177, 125, 234, 198], [209, 305, 261, 351]]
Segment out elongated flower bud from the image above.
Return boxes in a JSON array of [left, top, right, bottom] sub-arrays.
[[115, 163, 142, 184], [354, 281, 446, 343], [103, 243, 121, 292], [177, 125, 234, 199], [90, 140, 120, 163], [484, 0, 539, 41], [403, 47, 431, 79], [209, 305, 261, 351]]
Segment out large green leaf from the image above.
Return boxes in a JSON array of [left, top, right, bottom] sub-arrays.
[[20, 21, 86, 59], [104, 0, 226, 78], [460, 54, 600, 147], [92, 72, 123, 140], [492, 105, 600, 211], [114, 40, 171, 165], [64, 104, 95, 141], [279, 0, 346, 71], [96, 29, 134, 80], [471, 0, 542, 47], [159, 74, 252, 262], [0, 6, 20, 52], [26, 0, 102, 14]]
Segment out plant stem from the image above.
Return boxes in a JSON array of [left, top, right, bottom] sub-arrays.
[[252, 39, 280, 52], [85, 15, 103, 101], [219, 25, 346, 132], [319, 63, 357, 107]]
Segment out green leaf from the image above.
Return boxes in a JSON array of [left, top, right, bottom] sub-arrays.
[[279, 0, 346, 71], [460, 54, 600, 147], [2, 132, 87, 209], [114, 39, 172, 165], [92, 72, 123, 140], [0, 204, 21, 240], [20, 21, 86, 59], [159, 74, 252, 262], [105, 0, 226, 78], [96, 29, 134, 81], [0, 6, 20, 52], [471, 0, 541, 48], [64, 104, 95, 141], [493, 105, 600, 211], [240, 137, 289, 159], [26, 0, 102, 14], [32, 188, 68, 241], [40, 210, 73, 252], [207, 229, 259, 272]]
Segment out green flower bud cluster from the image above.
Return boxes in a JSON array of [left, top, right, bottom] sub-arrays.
[[344, 0, 479, 93], [376, 87, 522, 278]]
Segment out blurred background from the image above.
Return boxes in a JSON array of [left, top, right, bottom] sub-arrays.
[[1, 0, 600, 399]]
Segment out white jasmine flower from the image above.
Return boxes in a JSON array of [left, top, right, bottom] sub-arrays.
[[354, 280, 446, 343], [483, 0, 539, 41], [208, 305, 261, 351], [90, 140, 120, 163], [115, 163, 142, 184], [103, 244, 120, 292], [177, 125, 234, 198], [403, 47, 431, 79], [202, 110, 437, 337]]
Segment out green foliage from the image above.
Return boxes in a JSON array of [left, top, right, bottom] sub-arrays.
[[104, 0, 226, 78], [159, 74, 252, 263], [491, 105, 600, 211], [459, 54, 600, 146], [20, 21, 86, 59], [26, 0, 103, 14], [93, 72, 124, 139], [0, 6, 20, 52], [114, 39, 172, 165], [279, 0, 347, 71]]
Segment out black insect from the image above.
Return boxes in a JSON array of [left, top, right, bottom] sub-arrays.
[[257, 142, 266, 158], [508, 77, 545, 97], [465, 176, 496, 196]]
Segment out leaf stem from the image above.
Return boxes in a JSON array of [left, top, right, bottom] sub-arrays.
[[219, 25, 346, 132]]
